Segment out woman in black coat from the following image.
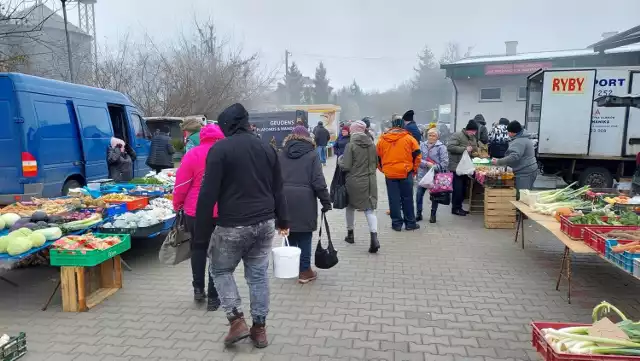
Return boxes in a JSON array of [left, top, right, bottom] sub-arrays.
[[279, 126, 332, 284]]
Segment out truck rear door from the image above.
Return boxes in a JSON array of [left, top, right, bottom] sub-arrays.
[[538, 69, 596, 155], [72, 100, 112, 181], [625, 71, 640, 156], [0, 76, 24, 195], [590, 69, 630, 156], [126, 108, 151, 176]]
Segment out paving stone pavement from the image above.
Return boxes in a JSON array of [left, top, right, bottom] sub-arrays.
[[2, 157, 640, 361]]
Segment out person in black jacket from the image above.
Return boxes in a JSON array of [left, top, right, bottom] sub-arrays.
[[195, 103, 289, 349], [402, 110, 422, 143], [146, 126, 175, 173], [313, 121, 331, 166], [279, 125, 332, 284]]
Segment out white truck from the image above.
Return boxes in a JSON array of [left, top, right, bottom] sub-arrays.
[[525, 67, 640, 187]]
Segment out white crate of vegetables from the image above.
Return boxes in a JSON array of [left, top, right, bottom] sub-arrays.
[[102, 198, 174, 230]]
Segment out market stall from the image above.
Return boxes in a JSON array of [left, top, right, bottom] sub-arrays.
[[0, 170, 176, 311], [470, 161, 517, 229], [511, 184, 640, 303]]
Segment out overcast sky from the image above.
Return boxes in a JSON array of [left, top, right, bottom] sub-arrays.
[[87, 0, 640, 91]]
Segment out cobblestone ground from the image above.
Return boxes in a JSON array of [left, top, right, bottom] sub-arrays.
[[3, 157, 640, 361]]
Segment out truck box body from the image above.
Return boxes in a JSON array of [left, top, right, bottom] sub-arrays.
[[249, 110, 308, 147], [0, 73, 151, 203], [528, 67, 640, 158]]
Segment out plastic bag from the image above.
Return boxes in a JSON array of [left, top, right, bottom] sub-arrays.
[[456, 151, 475, 176], [418, 167, 435, 189]]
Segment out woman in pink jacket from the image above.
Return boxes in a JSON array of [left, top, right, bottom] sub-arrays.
[[173, 124, 224, 311]]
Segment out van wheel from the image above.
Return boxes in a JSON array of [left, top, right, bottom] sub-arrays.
[[579, 167, 613, 188], [62, 179, 83, 195]]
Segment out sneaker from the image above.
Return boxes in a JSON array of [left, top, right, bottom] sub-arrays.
[[194, 287, 205, 302], [298, 269, 318, 284], [223, 313, 251, 346], [392, 226, 402, 232], [451, 209, 467, 216], [406, 223, 421, 231], [207, 297, 221, 312], [250, 324, 268, 348]]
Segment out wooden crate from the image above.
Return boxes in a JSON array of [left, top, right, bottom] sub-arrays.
[[484, 187, 516, 229], [468, 180, 486, 215], [60, 255, 123, 312]]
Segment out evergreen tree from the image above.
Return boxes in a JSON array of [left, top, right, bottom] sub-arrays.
[[313, 62, 331, 104], [286, 62, 304, 103]]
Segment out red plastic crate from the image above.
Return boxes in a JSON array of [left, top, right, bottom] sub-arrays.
[[532, 321, 640, 361], [583, 226, 640, 255], [560, 216, 612, 240]]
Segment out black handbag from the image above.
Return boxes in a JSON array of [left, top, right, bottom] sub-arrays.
[[430, 192, 451, 206], [330, 164, 349, 209], [158, 210, 191, 265], [315, 213, 339, 269]]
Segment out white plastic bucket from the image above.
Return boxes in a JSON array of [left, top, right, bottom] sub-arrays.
[[272, 236, 301, 279], [87, 183, 100, 191]]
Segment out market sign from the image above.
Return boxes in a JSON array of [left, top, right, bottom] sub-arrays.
[[484, 62, 552, 76], [551, 77, 586, 94]]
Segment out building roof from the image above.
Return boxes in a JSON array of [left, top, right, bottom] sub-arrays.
[[591, 25, 640, 52], [441, 43, 640, 68], [10, 4, 89, 36]]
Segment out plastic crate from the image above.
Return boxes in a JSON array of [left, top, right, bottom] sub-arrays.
[[0, 332, 26, 361], [531, 321, 640, 361], [128, 189, 164, 198], [97, 226, 135, 235], [560, 216, 612, 240], [605, 240, 640, 274], [49, 234, 131, 267], [104, 197, 148, 211], [583, 226, 640, 255], [131, 222, 165, 238]]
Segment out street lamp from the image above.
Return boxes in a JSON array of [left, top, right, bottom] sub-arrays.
[[60, 0, 74, 82]]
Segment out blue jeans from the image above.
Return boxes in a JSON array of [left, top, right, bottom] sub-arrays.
[[416, 187, 439, 214], [287, 231, 312, 272], [386, 176, 416, 229], [317, 146, 327, 164], [209, 219, 275, 324]]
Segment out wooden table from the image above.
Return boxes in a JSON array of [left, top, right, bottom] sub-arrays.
[[511, 201, 596, 304]]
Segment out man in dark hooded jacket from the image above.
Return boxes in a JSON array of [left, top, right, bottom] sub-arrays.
[[402, 110, 422, 143], [474, 114, 489, 144], [146, 126, 175, 173], [195, 103, 289, 349]]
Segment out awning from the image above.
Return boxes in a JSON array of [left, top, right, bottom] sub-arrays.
[[590, 25, 640, 52]]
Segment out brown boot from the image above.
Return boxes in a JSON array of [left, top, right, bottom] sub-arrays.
[[298, 268, 318, 284], [250, 323, 268, 348], [223, 312, 250, 346]]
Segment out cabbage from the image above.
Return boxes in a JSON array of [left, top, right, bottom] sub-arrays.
[[0, 236, 9, 253], [28, 232, 46, 247], [0, 218, 5, 230], [1, 213, 21, 227], [6, 237, 32, 256]]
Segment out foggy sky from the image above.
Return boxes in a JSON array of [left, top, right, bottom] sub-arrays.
[[93, 0, 640, 91]]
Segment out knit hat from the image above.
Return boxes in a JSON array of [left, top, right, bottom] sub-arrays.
[[506, 120, 522, 134], [391, 117, 404, 128], [498, 117, 510, 126], [402, 110, 415, 122], [292, 125, 310, 137], [350, 120, 367, 134], [361, 117, 371, 129], [465, 120, 478, 131], [181, 117, 203, 132], [341, 125, 350, 134]]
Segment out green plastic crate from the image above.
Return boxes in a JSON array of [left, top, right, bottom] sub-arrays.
[[50, 234, 131, 267], [1, 332, 26, 361]]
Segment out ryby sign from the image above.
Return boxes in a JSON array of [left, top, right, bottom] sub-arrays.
[[551, 77, 586, 94]]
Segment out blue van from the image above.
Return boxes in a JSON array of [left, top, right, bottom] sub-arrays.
[[0, 73, 152, 204]]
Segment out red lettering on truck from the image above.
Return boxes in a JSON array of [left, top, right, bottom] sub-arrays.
[[551, 77, 586, 93]]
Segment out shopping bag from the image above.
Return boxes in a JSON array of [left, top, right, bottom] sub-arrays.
[[430, 192, 451, 206], [430, 172, 453, 193], [272, 236, 301, 279], [418, 167, 435, 189], [455, 151, 475, 176], [158, 211, 191, 265], [315, 213, 339, 269], [330, 164, 349, 209]]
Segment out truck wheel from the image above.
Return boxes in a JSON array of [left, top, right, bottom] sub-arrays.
[[62, 179, 83, 195], [578, 167, 613, 188]]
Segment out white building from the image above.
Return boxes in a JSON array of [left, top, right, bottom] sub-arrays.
[[441, 38, 640, 132]]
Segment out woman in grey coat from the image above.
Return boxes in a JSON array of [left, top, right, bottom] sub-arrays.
[[107, 137, 136, 182], [279, 126, 332, 284], [416, 128, 449, 223], [339, 120, 379, 253], [492, 121, 538, 196]]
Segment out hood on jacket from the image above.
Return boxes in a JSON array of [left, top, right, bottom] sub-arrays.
[[351, 132, 373, 147], [511, 131, 531, 140], [473, 114, 486, 126], [283, 134, 315, 159], [199, 124, 225, 144], [381, 128, 410, 143], [217, 103, 250, 136]]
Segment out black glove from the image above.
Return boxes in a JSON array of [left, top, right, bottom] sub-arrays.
[[321, 204, 332, 213]]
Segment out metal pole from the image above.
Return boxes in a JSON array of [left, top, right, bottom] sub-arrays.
[[61, 0, 75, 82]]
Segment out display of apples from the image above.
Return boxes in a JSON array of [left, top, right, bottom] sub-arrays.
[[52, 234, 121, 251]]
